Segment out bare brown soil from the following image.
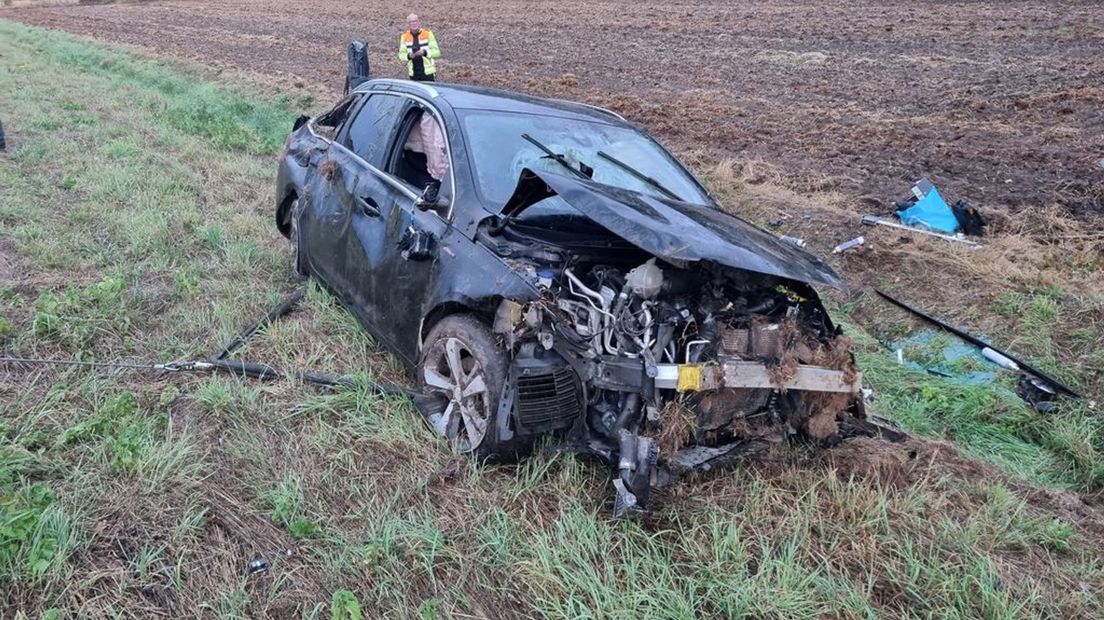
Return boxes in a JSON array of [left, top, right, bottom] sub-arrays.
[[3, 16, 1103, 616], [4, 0, 1104, 215]]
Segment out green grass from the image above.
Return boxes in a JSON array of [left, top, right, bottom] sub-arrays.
[[0, 450, 75, 584], [852, 325, 1104, 490], [1, 19, 1102, 619]]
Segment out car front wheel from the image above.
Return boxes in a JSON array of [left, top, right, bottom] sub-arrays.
[[417, 314, 524, 461]]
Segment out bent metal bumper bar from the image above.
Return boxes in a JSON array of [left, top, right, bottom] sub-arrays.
[[653, 361, 861, 394]]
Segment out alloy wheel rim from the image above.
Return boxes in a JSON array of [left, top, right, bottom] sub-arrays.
[[422, 337, 490, 452]]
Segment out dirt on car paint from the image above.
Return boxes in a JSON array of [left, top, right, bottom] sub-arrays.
[[4, 0, 1103, 217]]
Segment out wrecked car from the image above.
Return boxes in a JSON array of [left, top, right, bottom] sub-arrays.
[[276, 79, 881, 515]]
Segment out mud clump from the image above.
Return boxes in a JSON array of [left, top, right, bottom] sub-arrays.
[[767, 320, 859, 441], [319, 158, 339, 182]]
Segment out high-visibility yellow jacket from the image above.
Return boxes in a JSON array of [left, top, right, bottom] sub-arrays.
[[398, 29, 441, 78]]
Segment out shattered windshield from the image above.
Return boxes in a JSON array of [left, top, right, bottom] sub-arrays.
[[459, 110, 714, 208]]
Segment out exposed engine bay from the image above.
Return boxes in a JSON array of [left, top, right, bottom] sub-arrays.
[[479, 209, 874, 517]]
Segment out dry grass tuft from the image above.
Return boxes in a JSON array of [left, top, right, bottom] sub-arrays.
[[655, 399, 696, 457]]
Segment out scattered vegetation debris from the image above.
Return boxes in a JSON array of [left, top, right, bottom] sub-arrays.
[[318, 157, 339, 181], [655, 399, 695, 457]]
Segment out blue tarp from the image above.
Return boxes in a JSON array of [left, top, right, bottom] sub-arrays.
[[897, 183, 960, 233]]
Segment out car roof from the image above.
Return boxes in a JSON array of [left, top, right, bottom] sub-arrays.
[[356, 79, 628, 126]]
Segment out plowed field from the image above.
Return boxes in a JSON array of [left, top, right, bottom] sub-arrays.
[[6, 0, 1104, 214]]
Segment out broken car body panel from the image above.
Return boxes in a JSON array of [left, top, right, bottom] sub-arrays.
[[504, 168, 846, 290]]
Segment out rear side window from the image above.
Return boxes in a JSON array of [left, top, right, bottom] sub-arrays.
[[344, 93, 407, 168], [316, 95, 357, 130]]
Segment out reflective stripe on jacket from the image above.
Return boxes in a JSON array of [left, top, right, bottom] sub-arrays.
[[398, 29, 441, 77]]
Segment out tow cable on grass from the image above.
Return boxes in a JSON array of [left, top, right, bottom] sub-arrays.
[[0, 286, 420, 399]]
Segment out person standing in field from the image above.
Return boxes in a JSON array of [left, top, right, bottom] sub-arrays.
[[399, 13, 441, 82]]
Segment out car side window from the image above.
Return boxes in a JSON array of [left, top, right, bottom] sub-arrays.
[[314, 94, 358, 139], [343, 93, 407, 168], [390, 108, 450, 194]]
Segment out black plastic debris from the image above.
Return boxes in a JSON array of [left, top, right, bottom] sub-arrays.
[[345, 40, 371, 94], [951, 199, 986, 236], [0, 119, 6, 151], [1018, 375, 1059, 414]]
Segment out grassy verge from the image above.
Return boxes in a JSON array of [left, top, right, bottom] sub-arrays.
[[1, 21, 1102, 619]]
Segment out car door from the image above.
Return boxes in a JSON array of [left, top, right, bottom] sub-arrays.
[[349, 100, 456, 363], [297, 96, 361, 292], [326, 92, 420, 348]]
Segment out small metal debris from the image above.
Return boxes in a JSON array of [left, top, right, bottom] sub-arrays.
[[248, 555, 270, 575], [861, 215, 982, 247], [981, 347, 1019, 371], [832, 236, 864, 254]]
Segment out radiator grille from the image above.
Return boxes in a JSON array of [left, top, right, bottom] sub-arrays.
[[515, 368, 581, 432]]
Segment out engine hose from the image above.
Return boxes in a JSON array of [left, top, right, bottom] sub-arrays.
[[612, 392, 641, 434], [652, 324, 675, 359], [746, 297, 777, 315]]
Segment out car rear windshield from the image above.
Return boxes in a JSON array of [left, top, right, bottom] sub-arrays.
[[459, 110, 714, 208]]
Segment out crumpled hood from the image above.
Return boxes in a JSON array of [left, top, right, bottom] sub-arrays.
[[502, 168, 846, 290]]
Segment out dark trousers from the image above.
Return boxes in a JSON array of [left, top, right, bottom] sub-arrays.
[[411, 74, 436, 82]]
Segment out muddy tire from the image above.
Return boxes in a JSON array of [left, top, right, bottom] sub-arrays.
[[417, 314, 525, 462], [287, 199, 307, 281]]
